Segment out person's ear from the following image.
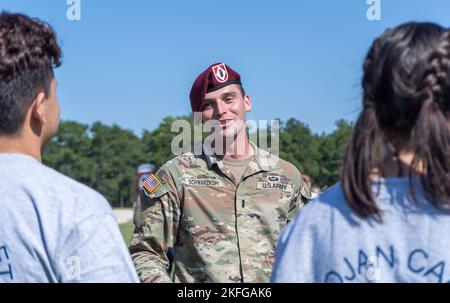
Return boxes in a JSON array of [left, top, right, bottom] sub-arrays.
[[244, 94, 252, 112], [30, 92, 47, 126]]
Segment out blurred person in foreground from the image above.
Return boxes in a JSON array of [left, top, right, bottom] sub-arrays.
[[0, 12, 138, 283], [272, 22, 450, 283]]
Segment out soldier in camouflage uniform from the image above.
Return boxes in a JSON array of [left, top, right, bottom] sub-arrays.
[[129, 63, 312, 283]]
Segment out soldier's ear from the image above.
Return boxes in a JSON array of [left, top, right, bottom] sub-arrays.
[[244, 94, 252, 113]]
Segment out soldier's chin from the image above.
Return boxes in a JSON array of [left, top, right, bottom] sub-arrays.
[[219, 125, 236, 138]]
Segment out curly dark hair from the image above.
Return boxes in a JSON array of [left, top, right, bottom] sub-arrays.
[[341, 22, 450, 221], [0, 11, 62, 136]]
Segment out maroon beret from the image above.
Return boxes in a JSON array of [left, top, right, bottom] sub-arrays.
[[189, 63, 242, 112]]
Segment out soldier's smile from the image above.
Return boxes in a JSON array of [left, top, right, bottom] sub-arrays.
[[219, 119, 234, 127]]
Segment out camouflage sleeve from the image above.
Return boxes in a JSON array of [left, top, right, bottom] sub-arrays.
[[287, 172, 313, 222], [129, 168, 181, 283]]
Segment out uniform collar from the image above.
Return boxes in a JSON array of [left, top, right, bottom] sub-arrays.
[[203, 141, 279, 172]]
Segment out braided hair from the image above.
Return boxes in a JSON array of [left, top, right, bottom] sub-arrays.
[[341, 22, 450, 221]]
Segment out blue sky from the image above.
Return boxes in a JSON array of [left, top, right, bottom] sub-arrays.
[[2, 0, 450, 135]]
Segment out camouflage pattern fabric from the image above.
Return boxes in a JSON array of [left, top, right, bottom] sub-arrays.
[[129, 142, 312, 283]]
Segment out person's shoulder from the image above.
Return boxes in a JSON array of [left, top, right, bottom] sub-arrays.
[[156, 152, 212, 185], [253, 148, 300, 175], [2, 155, 98, 199], [38, 163, 96, 194], [313, 183, 349, 209], [304, 183, 345, 209], [0, 155, 112, 223], [40, 164, 111, 211], [159, 152, 207, 174], [148, 152, 209, 197], [291, 183, 356, 228], [266, 153, 308, 192], [274, 156, 301, 176]]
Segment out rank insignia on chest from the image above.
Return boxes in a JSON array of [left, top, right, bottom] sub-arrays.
[[143, 173, 162, 194]]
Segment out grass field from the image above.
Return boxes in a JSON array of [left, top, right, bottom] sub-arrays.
[[119, 220, 135, 244]]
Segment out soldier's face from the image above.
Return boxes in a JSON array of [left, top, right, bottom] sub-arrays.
[[201, 84, 251, 138]]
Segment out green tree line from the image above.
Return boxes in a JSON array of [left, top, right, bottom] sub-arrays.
[[43, 117, 353, 207]]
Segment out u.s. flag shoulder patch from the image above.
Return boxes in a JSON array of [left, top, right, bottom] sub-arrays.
[[143, 173, 162, 194]]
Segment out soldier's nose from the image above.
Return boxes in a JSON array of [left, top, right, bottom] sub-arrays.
[[215, 102, 226, 116]]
